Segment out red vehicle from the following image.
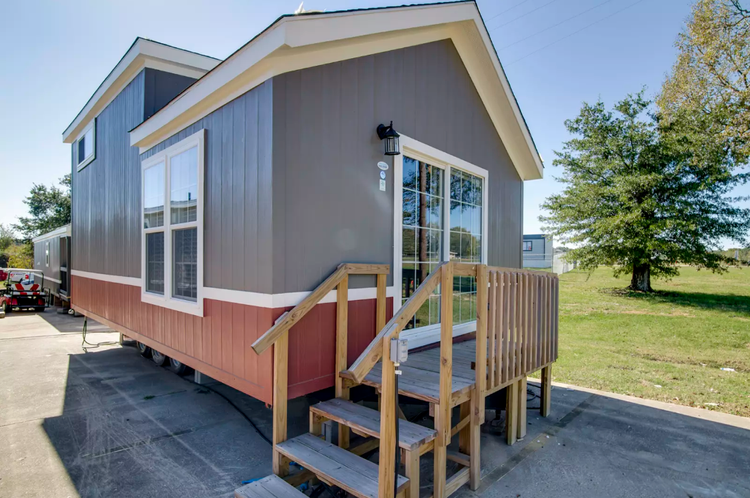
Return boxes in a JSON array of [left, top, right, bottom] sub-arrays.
[[1, 269, 47, 313]]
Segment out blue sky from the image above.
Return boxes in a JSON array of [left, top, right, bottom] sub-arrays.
[[4, 0, 743, 247]]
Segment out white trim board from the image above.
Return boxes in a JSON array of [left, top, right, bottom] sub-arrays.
[[32, 224, 71, 243], [129, 3, 543, 180], [70, 269, 399, 309], [62, 38, 219, 144]]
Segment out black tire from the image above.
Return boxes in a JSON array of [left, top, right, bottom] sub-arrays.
[[34, 307, 45, 313], [137, 341, 152, 358], [151, 350, 168, 366], [169, 357, 188, 375], [2, 302, 11, 314]]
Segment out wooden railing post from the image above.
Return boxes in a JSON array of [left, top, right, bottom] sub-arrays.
[[272, 330, 289, 477], [434, 263, 454, 498], [336, 275, 350, 449], [377, 333, 397, 498], [376, 273, 387, 332]]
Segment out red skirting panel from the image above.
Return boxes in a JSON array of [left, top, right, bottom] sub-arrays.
[[72, 276, 393, 405]]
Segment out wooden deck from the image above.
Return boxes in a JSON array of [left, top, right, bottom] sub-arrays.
[[361, 339, 543, 407]]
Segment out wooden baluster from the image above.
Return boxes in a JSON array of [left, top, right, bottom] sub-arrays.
[[336, 275, 350, 449], [475, 265, 488, 420], [554, 277, 559, 361], [509, 273, 516, 380], [501, 272, 509, 385], [488, 271, 497, 392], [272, 330, 289, 477], [516, 272, 523, 379]]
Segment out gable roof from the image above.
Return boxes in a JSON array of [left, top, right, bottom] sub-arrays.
[[62, 38, 220, 144], [129, 1, 543, 180]]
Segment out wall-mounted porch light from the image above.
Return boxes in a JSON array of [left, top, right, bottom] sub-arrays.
[[377, 121, 400, 156]]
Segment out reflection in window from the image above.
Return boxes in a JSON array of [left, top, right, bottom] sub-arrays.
[[170, 147, 198, 225], [144, 162, 165, 228], [449, 169, 483, 324], [173, 228, 197, 301], [146, 232, 164, 294], [402, 157, 443, 329]]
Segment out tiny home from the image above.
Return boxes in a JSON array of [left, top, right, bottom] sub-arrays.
[[33, 224, 72, 306], [65, 3, 559, 496], [522, 233, 553, 269]]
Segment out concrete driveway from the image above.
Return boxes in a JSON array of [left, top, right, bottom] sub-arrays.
[[1, 309, 749, 498]]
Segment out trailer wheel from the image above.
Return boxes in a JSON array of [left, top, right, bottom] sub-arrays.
[[169, 358, 188, 375], [151, 350, 168, 366], [137, 341, 152, 358], [2, 302, 11, 314]]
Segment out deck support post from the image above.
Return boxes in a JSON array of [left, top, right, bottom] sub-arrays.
[[434, 263, 454, 498], [540, 365, 552, 417], [404, 449, 420, 498], [517, 377, 527, 439], [505, 381, 518, 446], [469, 388, 481, 490], [273, 330, 290, 477], [378, 335, 397, 498], [336, 276, 350, 449]]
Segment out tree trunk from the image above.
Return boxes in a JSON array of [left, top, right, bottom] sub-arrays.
[[630, 264, 652, 292]]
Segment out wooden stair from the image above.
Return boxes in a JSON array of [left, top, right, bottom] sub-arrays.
[[234, 475, 306, 498], [275, 433, 409, 498], [310, 398, 436, 451]]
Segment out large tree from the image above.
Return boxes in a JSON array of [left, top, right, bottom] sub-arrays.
[[658, 0, 750, 162], [541, 92, 750, 291], [14, 174, 71, 240]]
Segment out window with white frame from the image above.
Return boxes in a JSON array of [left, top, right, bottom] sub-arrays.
[[398, 140, 488, 333], [45, 241, 50, 266], [75, 120, 96, 170], [523, 241, 532, 251], [141, 129, 204, 316]]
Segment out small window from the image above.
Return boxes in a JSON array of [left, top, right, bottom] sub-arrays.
[[76, 120, 96, 170], [141, 129, 204, 316], [45, 241, 50, 266], [523, 241, 533, 251]]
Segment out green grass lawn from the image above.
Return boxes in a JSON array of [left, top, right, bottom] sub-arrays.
[[554, 266, 750, 417]]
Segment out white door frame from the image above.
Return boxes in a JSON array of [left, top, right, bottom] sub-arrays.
[[393, 135, 489, 349]]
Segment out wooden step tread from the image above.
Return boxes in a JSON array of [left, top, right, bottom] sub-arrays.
[[362, 363, 475, 404], [275, 433, 409, 498], [310, 398, 436, 451], [234, 475, 306, 498]]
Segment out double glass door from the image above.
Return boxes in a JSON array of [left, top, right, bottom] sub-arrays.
[[400, 155, 484, 332]]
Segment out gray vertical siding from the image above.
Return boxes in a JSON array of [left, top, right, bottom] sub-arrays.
[[271, 39, 523, 293], [34, 237, 61, 295], [143, 68, 197, 121], [72, 68, 210, 279], [141, 80, 274, 293], [72, 70, 145, 278]]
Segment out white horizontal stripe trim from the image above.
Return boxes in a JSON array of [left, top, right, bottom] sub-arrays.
[[44, 277, 62, 284], [71, 269, 399, 309], [204, 285, 400, 308], [71, 269, 141, 287]]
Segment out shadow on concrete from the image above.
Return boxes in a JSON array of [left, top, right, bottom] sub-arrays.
[[34, 307, 113, 334], [33, 343, 750, 497]]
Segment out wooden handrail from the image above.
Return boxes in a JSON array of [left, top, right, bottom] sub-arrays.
[[251, 263, 390, 355], [341, 261, 446, 383]]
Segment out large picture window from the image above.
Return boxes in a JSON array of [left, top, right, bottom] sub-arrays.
[[396, 136, 488, 342], [141, 129, 204, 316]]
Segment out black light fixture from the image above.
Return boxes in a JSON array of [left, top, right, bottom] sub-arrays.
[[377, 121, 400, 156]]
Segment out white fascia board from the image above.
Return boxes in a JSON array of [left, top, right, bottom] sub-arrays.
[[62, 39, 219, 144], [32, 224, 71, 243], [130, 3, 543, 180]]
